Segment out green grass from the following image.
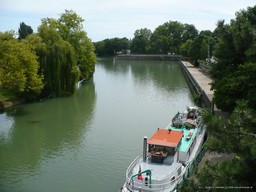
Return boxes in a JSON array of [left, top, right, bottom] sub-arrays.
[[0, 89, 18, 102]]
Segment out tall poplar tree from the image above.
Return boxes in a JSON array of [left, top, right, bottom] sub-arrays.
[[18, 22, 33, 40]]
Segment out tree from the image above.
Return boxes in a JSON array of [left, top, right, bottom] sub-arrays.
[[131, 28, 152, 54], [32, 10, 95, 97], [18, 22, 33, 39], [56, 10, 96, 80], [200, 39, 208, 59], [94, 37, 130, 57], [181, 24, 198, 42], [211, 5, 256, 111], [149, 21, 199, 54], [37, 22, 79, 97], [0, 32, 43, 99], [188, 30, 213, 65], [179, 39, 193, 57], [38, 10, 96, 81], [149, 33, 173, 54], [188, 35, 203, 64], [94, 41, 106, 56], [179, 101, 256, 191]]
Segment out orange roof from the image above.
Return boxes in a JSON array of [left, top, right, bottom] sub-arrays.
[[147, 128, 183, 147]]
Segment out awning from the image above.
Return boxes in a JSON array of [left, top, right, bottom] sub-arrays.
[[147, 128, 183, 148]]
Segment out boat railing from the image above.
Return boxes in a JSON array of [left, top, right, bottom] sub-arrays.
[[125, 169, 184, 191], [125, 156, 141, 180], [125, 157, 184, 191], [124, 140, 206, 191]]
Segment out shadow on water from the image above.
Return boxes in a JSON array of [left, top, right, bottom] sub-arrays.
[[4, 107, 30, 117], [0, 79, 96, 191]]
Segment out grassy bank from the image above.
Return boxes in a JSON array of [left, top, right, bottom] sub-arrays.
[[0, 89, 25, 109], [0, 89, 18, 102]]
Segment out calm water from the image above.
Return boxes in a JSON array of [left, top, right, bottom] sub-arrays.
[[0, 59, 194, 192]]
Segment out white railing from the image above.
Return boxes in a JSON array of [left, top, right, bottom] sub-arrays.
[[124, 157, 184, 191], [125, 156, 141, 180], [124, 134, 206, 191]]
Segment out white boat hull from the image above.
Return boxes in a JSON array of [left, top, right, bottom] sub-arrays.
[[121, 107, 206, 192]]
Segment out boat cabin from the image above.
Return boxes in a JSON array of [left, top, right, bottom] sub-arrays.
[[147, 128, 183, 164]]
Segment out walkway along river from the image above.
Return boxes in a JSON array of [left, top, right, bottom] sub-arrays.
[[0, 59, 195, 192], [180, 61, 214, 110]]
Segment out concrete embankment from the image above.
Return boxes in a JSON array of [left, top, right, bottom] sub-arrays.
[[180, 61, 236, 176], [115, 54, 182, 61], [180, 61, 214, 110]]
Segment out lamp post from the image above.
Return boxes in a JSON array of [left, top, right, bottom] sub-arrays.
[[207, 38, 210, 62]]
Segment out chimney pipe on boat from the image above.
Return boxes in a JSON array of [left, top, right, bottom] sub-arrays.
[[143, 136, 147, 162]]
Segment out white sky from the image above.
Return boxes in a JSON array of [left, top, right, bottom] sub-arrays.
[[0, 0, 255, 42]]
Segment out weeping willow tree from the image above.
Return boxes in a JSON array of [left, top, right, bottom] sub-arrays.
[[37, 22, 80, 97], [46, 10, 96, 80], [28, 10, 95, 98]]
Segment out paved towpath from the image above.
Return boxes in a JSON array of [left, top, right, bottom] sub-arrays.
[[180, 61, 236, 176], [180, 61, 214, 103]]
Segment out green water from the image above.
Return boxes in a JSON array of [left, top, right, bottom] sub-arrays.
[[0, 59, 194, 192]]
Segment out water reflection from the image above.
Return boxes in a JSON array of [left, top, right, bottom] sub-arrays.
[[0, 59, 194, 192], [99, 58, 189, 94], [0, 79, 96, 191], [0, 114, 14, 142], [97, 58, 130, 74]]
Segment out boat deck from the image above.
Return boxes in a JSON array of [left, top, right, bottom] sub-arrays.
[[168, 125, 198, 152], [132, 158, 182, 180]]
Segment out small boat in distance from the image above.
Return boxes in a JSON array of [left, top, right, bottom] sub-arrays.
[[121, 106, 206, 192]]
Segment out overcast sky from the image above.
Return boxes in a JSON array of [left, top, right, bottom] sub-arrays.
[[1, 0, 255, 42]]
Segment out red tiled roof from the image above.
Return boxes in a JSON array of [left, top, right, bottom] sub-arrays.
[[147, 128, 183, 147]]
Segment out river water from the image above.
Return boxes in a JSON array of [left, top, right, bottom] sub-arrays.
[[0, 58, 194, 192]]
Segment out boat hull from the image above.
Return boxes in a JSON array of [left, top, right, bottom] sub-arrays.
[[121, 107, 206, 192]]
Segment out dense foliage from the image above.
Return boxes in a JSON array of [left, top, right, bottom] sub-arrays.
[[94, 21, 215, 63], [0, 31, 44, 99], [130, 28, 152, 54], [36, 10, 96, 97], [179, 5, 256, 191], [0, 10, 96, 99], [211, 6, 256, 112], [149, 21, 198, 54], [94, 37, 130, 57]]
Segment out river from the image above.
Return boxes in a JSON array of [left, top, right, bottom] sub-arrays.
[[0, 58, 194, 192]]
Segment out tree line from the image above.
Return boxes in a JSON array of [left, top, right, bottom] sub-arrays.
[[94, 21, 214, 65], [0, 10, 96, 100]]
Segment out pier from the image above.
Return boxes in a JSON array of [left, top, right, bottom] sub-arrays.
[[180, 61, 214, 110]]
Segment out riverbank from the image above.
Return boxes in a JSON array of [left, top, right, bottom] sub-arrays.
[[0, 99, 25, 110], [0, 89, 24, 110], [180, 61, 214, 111], [115, 54, 182, 61], [179, 61, 239, 186]]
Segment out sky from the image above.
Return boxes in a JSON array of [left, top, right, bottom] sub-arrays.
[[0, 0, 255, 42]]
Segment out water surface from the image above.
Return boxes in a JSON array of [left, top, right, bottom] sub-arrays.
[[0, 59, 194, 192]]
